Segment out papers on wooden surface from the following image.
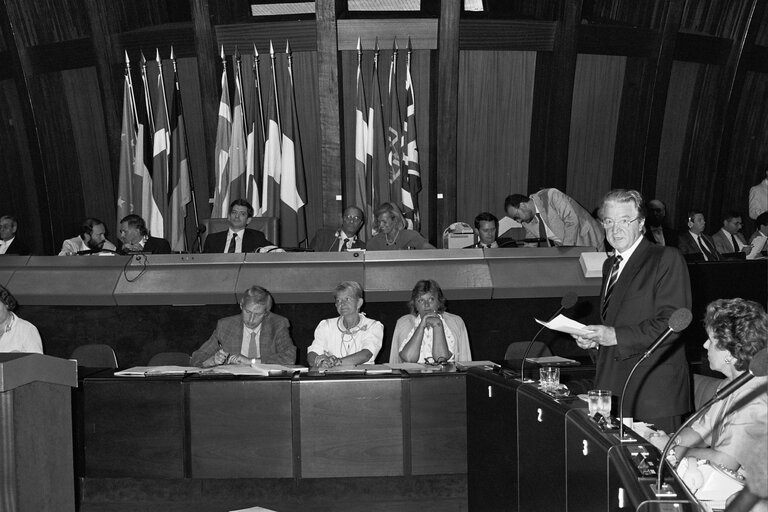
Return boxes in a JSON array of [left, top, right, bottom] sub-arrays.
[[320, 364, 393, 375], [115, 366, 201, 377], [535, 314, 591, 336]]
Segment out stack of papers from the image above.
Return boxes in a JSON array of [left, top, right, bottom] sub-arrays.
[[535, 314, 591, 336], [115, 366, 201, 377]]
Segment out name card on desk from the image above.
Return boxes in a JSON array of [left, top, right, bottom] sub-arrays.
[[579, 251, 609, 278]]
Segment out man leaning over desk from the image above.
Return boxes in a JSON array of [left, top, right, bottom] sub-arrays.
[[191, 286, 297, 367]]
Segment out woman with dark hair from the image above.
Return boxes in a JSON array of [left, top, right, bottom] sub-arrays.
[[0, 284, 43, 353], [664, 298, 767, 472], [389, 279, 471, 363], [366, 203, 435, 251]]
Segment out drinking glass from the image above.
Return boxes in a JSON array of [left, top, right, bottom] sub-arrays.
[[539, 366, 560, 390], [587, 389, 612, 416]]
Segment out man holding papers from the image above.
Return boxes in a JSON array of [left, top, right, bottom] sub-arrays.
[[191, 286, 296, 367], [572, 189, 691, 432]]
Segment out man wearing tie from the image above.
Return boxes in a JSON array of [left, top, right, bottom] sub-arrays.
[[191, 285, 296, 367], [203, 199, 273, 253], [309, 206, 366, 252], [504, 188, 604, 250], [573, 189, 691, 432], [712, 210, 751, 255], [677, 210, 721, 261]]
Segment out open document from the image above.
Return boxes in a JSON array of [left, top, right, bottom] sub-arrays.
[[115, 366, 202, 377], [535, 314, 591, 336]]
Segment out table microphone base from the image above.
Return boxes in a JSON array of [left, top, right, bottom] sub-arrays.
[[613, 432, 637, 443], [517, 377, 536, 384], [650, 482, 677, 498]]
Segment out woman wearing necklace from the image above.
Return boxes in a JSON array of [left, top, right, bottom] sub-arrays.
[[366, 203, 435, 251], [307, 281, 383, 369], [0, 284, 43, 354], [389, 279, 472, 364]]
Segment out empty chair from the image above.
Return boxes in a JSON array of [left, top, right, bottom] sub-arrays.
[[504, 341, 552, 360], [70, 344, 118, 368], [148, 351, 191, 366]]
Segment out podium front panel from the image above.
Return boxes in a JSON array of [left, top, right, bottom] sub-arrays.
[[0, 255, 29, 288]]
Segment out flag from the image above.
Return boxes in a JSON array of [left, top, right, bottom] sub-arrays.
[[279, 58, 307, 247], [353, 54, 368, 240], [168, 70, 191, 252], [150, 66, 170, 237], [368, 52, 387, 215], [117, 73, 137, 230], [228, 65, 247, 207], [211, 68, 231, 218], [136, 65, 156, 229], [386, 53, 403, 209], [246, 59, 265, 212], [260, 59, 282, 217], [402, 55, 422, 231]]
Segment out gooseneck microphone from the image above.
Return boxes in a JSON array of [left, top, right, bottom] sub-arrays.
[[617, 308, 692, 441], [655, 348, 768, 497], [518, 292, 578, 382], [191, 225, 206, 254]]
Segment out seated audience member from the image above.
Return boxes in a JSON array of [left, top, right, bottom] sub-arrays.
[[203, 199, 273, 253], [117, 214, 171, 254], [390, 279, 471, 364], [366, 203, 435, 251], [644, 199, 678, 247], [749, 212, 768, 252], [748, 167, 767, 221], [654, 298, 766, 475], [59, 217, 117, 255], [191, 285, 296, 367], [712, 210, 751, 255], [0, 285, 43, 353], [310, 206, 366, 252], [307, 281, 383, 369], [0, 215, 30, 255], [504, 188, 604, 250], [464, 212, 515, 249], [677, 210, 721, 261]]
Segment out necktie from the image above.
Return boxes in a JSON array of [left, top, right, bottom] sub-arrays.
[[536, 213, 550, 247], [697, 236, 718, 261], [249, 330, 260, 359], [227, 233, 237, 253], [601, 255, 622, 318], [730, 234, 739, 252]]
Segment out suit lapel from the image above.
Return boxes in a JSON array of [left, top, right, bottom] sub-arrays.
[[602, 238, 651, 322]]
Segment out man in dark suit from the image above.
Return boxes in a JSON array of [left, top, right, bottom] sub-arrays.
[[643, 199, 678, 247], [310, 206, 366, 252], [573, 189, 692, 432], [203, 199, 273, 253], [464, 212, 516, 249], [677, 209, 721, 261], [190, 285, 296, 367], [117, 214, 171, 254], [0, 215, 30, 255]]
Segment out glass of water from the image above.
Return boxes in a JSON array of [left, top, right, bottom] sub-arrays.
[[587, 389, 612, 416], [539, 366, 560, 391]]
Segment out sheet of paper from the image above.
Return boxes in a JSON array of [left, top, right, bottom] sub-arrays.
[[746, 236, 767, 259], [455, 360, 499, 370], [145, 366, 201, 375], [389, 362, 430, 370], [535, 314, 591, 336], [114, 366, 153, 377], [202, 365, 271, 376]]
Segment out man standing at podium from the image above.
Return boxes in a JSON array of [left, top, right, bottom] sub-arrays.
[[574, 189, 691, 432], [0, 285, 43, 354]]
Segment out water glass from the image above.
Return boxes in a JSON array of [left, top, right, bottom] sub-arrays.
[[587, 389, 612, 416], [539, 366, 560, 390]]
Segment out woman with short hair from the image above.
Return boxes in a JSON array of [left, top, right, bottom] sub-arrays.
[[0, 284, 43, 354], [366, 203, 435, 251]]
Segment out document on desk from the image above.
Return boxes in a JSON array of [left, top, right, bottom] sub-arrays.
[[525, 356, 579, 365], [203, 363, 306, 376], [535, 314, 591, 336], [114, 366, 201, 377]]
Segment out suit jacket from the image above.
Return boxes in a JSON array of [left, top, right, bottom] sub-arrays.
[[643, 226, 679, 247], [0, 237, 30, 255], [677, 232, 720, 260], [190, 312, 296, 366], [310, 228, 365, 252], [117, 236, 171, 254], [596, 238, 692, 420], [527, 188, 605, 250], [712, 229, 747, 254], [203, 228, 272, 253]]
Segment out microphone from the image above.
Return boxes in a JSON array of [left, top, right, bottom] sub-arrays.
[[191, 225, 206, 253], [617, 308, 692, 441], [518, 292, 578, 382], [655, 348, 768, 497]]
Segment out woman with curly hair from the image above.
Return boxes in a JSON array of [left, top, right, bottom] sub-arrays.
[[0, 284, 43, 354]]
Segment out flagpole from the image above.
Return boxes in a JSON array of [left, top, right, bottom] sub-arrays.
[[234, 47, 248, 129], [156, 49, 171, 196], [269, 40, 281, 135], [285, 39, 304, 248], [140, 52, 154, 135], [253, 44, 266, 146], [372, 38, 380, 220], [171, 46, 201, 250], [125, 52, 138, 128]]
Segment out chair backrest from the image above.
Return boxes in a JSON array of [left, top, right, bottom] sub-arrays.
[[70, 344, 118, 368], [693, 373, 723, 410], [504, 341, 552, 360], [148, 352, 191, 366], [202, 217, 279, 247]]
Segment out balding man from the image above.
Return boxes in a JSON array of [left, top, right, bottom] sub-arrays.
[[310, 206, 366, 252]]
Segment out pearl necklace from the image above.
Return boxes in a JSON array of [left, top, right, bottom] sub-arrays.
[[385, 229, 400, 246]]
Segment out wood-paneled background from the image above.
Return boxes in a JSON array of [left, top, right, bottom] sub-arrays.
[[1, 0, 766, 254]]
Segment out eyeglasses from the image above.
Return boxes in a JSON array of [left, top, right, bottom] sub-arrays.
[[424, 356, 449, 367], [601, 217, 641, 229], [335, 297, 355, 306], [343, 215, 362, 222]]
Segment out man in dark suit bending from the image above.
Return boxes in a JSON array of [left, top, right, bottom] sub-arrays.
[[573, 189, 691, 432], [203, 199, 273, 253], [117, 214, 171, 254]]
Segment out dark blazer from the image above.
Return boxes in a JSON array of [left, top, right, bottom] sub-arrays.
[[117, 236, 171, 254], [0, 238, 30, 255], [677, 231, 720, 260], [310, 228, 365, 252], [596, 238, 692, 420], [203, 228, 272, 253], [643, 226, 679, 247], [190, 312, 296, 366]]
